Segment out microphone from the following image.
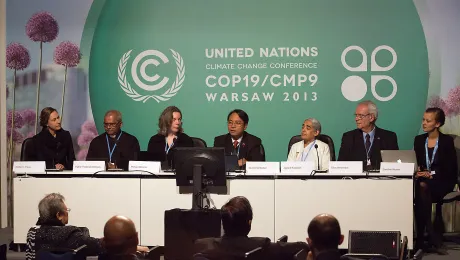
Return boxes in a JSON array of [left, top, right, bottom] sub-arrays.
[[314, 144, 328, 173]]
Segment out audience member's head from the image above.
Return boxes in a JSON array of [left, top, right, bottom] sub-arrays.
[[103, 216, 139, 255], [221, 196, 253, 237], [307, 214, 344, 253], [38, 193, 69, 225]]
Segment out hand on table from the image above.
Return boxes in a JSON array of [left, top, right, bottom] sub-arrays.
[[415, 171, 432, 179], [55, 164, 65, 170], [136, 246, 149, 253], [238, 158, 247, 167]]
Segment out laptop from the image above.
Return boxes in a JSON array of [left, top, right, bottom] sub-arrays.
[[380, 150, 418, 172], [225, 155, 239, 172]]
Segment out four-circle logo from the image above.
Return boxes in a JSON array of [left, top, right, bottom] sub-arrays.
[[117, 49, 185, 103], [341, 45, 397, 102]]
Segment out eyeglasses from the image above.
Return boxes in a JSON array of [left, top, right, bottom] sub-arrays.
[[227, 121, 244, 126], [104, 122, 120, 128], [354, 113, 370, 119]]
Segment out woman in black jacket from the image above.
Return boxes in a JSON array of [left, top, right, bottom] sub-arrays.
[[147, 106, 194, 169], [414, 107, 458, 253], [25, 193, 102, 259], [28, 107, 75, 170]]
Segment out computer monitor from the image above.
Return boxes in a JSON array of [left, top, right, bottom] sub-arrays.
[[174, 147, 226, 209]]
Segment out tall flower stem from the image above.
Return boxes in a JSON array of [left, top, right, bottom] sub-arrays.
[[60, 65, 68, 124], [35, 41, 43, 134], [8, 70, 17, 168]]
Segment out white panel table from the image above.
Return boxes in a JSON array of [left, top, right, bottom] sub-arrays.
[[14, 176, 141, 243], [274, 178, 414, 249], [140, 178, 275, 245]]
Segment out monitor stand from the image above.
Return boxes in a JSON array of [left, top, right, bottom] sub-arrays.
[[192, 164, 204, 210]]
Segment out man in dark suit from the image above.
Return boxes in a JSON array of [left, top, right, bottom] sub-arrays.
[[195, 196, 308, 260], [214, 109, 264, 167], [338, 101, 398, 170], [306, 214, 359, 260], [86, 110, 140, 170]]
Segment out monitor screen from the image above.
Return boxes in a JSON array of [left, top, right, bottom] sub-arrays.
[[174, 147, 226, 187]]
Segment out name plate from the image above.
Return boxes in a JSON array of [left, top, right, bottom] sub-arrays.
[[129, 161, 161, 173], [280, 161, 315, 175], [329, 161, 363, 174], [73, 161, 105, 173], [379, 162, 415, 175], [246, 162, 279, 175], [13, 161, 46, 173]]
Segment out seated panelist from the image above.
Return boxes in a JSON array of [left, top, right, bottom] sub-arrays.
[[413, 107, 458, 253], [287, 118, 330, 171], [214, 109, 264, 167], [338, 100, 399, 170], [86, 110, 140, 170], [147, 106, 193, 169], [28, 107, 75, 170]]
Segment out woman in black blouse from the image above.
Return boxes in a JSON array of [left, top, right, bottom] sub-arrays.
[[147, 106, 193, 169], [28, 107, 75, 170], [414, 107, 458, 253]]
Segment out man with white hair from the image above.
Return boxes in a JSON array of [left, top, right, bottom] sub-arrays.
[[338, 100, 399, 170]]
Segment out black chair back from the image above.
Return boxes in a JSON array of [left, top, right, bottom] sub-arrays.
[[191, 137, 207, 148], [37, 245, 87, 260], [287, 134, 335, 161], [259, 144, 266, 161], [448, 134, 460, 184], [21, 137, 34, 161], [316, 134, 336, 161]]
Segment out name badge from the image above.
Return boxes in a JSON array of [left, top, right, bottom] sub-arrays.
[[73, 161, 105, 173], [246, 162, 279, 175], [328, 161, 363, 174], [379, 162, 415, 176], [13, 161, 46, 174], [129, 161, 161, 174], [280, 161, 315, 175]]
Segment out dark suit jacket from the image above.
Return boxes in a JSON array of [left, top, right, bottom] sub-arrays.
[[86, 131, 140, 170], [28, 128, 75, 170], [414, 132, 458, 183], [338, 127, 399, 169], [213, 132, 265, 161], [147, 133, 194, 167], [314, 250, 361, 260], [195, 236, 308, 260]]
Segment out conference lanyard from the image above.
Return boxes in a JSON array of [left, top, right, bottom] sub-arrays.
[[301, 140, 316, 162], [106, 131, 123, 163], [425, 137, 439, 171], [165, 138, 176, 154]]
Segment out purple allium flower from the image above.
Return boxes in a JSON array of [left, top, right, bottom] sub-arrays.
[[7, 110, 25, 129], [7, 128, 24, 143], [77, 149, 88, 161], [20, 108, 36, 126], [81, 120, 97, 135], [446, 86, 460, 115], [77, 132, 96, 146], [26, 12, 59, 42], [6, 43, 31, 70], [427, 95, 451, 116], [54, 41, 81, 67]]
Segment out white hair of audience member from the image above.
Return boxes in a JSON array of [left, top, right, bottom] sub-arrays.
[[38, 193, 66, 220]]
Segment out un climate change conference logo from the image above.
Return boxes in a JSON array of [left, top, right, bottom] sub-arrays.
[[341, 45, 397, 102], [117, 49, 185, 103]]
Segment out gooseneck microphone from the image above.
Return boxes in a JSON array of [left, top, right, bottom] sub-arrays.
[[314, 144, 328, 173]]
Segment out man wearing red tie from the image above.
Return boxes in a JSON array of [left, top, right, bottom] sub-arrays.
[[214, 109, 265, 167]]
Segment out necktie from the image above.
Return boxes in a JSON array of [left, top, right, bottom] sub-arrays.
[[365, 134, 371, 155], [233, 140, 239, 149]]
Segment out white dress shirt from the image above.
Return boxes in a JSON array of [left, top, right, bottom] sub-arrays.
[[287, 139, 330, 171]]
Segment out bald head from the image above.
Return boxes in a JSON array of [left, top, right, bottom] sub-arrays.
[[307, 214, 343, 251], [103, 216, 138, 254]]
